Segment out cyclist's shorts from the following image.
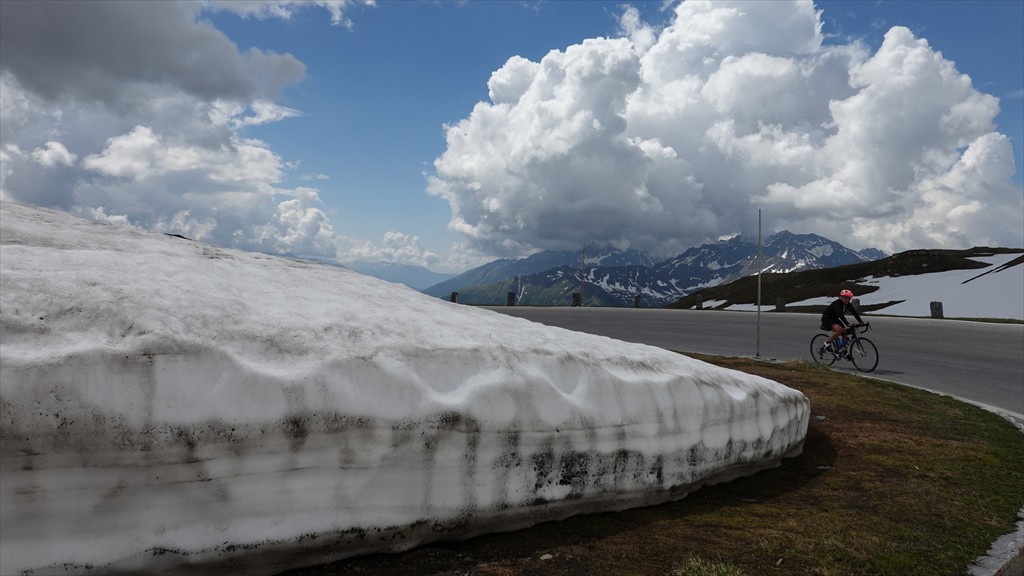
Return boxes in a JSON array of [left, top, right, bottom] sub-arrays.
[[820, 322, 833, 332]]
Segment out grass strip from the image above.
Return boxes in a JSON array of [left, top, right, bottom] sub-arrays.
[[283, 356, 1024, 576]]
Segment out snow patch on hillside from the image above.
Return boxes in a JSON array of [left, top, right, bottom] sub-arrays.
[[809, 245, 834, 258], [725, 254, 1024, 320]]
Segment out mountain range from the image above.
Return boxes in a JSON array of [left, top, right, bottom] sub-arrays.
[[342, 261, 455, 291], [419, 231, 886, 307]]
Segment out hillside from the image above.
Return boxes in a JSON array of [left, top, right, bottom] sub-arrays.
[[666, 247, 1024, 319], [426, 231, 886, 307]]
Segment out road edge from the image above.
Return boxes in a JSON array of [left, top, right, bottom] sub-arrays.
[[799, 360, 1024, 576], [967, 409, 1024, 576], [830, 369, 1024, 576]]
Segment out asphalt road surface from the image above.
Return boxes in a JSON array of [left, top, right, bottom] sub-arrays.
[[486, 307, 1024, 421]]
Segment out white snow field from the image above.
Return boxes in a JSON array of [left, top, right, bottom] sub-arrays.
[[713, 253, 1024, 320], [0, 202, 810, 575]]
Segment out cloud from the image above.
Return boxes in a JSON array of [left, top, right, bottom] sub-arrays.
[[336, 230, 443, 270], [2, 0, 1019, 277], [0, 1, 304, 106], [0, 0, 445, 269], [31, 142, 77, 168], [301, 173, 332, 181], [617, 5, 658, 55], [232, 101, 303, 128], [256, 188, 338, 257], [429, 0, 1022, 257], [206, 0, 377, 29], [430, 36, 647, 256], [0, 0, 346, 260]]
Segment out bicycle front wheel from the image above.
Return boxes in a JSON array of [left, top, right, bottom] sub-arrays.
[[810, 334, 836, 366], [850, 337, 879, 372]]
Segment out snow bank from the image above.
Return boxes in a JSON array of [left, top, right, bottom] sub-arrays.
[[0, 202, 809, 575]]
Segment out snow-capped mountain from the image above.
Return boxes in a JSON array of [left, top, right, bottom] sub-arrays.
[[425, 232, 886, 307], [423, 244, 656, 300], [857, 247, 888, 261], [654, 235, 754, 296], [734, 231, 881, 275]]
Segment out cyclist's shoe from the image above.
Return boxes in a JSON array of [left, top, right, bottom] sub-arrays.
[[823, 342, 834, 352]]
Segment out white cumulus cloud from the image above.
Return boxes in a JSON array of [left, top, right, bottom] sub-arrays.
[[0, 0, 443, 267], [428, 0, 1022, 258], [0, 0, 341, 259], [336, 229, 442, 270], [2, 0, 1019, 275], [30, 141, 76, 168]]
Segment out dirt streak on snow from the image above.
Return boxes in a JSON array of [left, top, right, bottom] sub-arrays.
[[0, 202, 809, 575]]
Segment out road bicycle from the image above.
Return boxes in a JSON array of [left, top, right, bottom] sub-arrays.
[[810, 323, 878, 372]]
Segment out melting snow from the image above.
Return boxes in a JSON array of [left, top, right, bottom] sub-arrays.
[[808, 245, 834, 258], [0, 203, 809, 575], [721, 254, 1023, 320]]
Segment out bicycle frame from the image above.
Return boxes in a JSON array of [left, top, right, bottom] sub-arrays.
[[811, 323, 878, 372]]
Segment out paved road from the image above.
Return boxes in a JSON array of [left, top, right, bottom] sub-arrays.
[[486, 307, 1024, 421]]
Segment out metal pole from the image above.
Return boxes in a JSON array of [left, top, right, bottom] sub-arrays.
[[756, 209, 762, 358], [580, 243, 586, 307]]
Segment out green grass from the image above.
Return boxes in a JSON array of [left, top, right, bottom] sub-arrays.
[[671, 556, 749, 576], [282, 356, 1024, 576]]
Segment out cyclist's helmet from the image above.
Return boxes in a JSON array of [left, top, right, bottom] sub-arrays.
[[839, 289, 854, 300]]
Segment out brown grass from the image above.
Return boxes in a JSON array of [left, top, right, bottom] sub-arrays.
[[281, 356, 1024, 576]]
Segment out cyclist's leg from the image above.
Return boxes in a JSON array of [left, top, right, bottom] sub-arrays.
[[827, 323, 844, 346]]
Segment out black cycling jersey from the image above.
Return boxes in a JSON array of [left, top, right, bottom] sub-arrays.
[[820, 298, 863, 330]]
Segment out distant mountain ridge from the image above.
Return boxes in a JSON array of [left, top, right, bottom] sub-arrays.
[[423, 232, 887, 307], [424, 244, 656, 301], [343, 261, 455, 291]]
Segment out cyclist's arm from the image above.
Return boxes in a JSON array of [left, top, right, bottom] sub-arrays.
[[851, 305, 865, 324]]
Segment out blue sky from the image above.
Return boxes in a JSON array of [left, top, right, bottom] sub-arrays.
[[2, 0, 1022, 273], [207, 1, 678, 265]]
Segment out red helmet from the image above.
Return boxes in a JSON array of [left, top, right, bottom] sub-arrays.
[[840, 289, 854, 299]]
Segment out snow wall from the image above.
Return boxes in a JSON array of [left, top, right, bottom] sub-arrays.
[[0, 202, 809, 575]]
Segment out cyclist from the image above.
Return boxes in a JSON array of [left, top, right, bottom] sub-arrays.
[[820, 289, 866, 351]]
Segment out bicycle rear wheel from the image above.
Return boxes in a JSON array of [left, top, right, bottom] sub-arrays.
[[810, 334, 836, 366], [850, 337, 879, 372]]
